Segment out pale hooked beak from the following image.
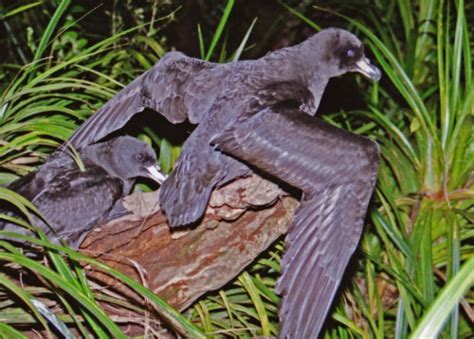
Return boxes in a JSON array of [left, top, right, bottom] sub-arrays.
[[355, 57, 381, 81], [146, 165, 168, 184]]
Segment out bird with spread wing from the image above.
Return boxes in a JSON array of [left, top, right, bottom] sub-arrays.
[[66, 28, 381, 337]]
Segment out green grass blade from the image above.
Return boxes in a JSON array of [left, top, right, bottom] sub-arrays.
[[159, 138, 175, 173], [0, 187, 44, 225], [56, 293, 91, 337], [218, 290, 235, 329], [414, 0, 437, 76], [461, 7, 471, 85], [232, 18, 257, 62], [449, 80, 474, 157], [279, 2, 321, 31], [0, 322, 28, 338], [45, 247, 108, 336], [31, 0, 71, 69], [195, 301, 213, 333], [197, 24, 206, 59], [372, 209, 413, 264], [0, 232, 207, 338], [204, 0, 234, 61], [0, 1, 43, 19], [395, 298, 408, 339], [30, 299, 74, 339], [410, 256, 474, 338], [445, 212, 461, 338], [0, 252, 126, 338], [0, 273, 51, 336], [18, 22, 155, 92], [239, 272, 271, 336], [447, 0, 465, 146], [395, 0, 414, 43], [367, 108, 419, 168], [437, 0, 450, 148]]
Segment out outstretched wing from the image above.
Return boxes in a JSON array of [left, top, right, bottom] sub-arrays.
[[68, 52, 219, 150], [277, 185, 368, 338], [212, 105, 379, 338]]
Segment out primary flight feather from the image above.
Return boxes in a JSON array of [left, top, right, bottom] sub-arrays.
[[212, 105, 380, 337]]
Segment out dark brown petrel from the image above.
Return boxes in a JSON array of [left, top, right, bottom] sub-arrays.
[[65, 28, 381, 336], [1, 136, 163, 248]]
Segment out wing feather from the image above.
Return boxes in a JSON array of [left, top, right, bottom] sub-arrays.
[[278, 186, 366, 338], [34, 171, 122, 246], [68, 52, 218, 149], [1, 165, 123, 248], [212, 105, 379, 338]]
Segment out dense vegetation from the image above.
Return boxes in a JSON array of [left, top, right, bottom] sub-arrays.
[[0, 0, 472, 337]]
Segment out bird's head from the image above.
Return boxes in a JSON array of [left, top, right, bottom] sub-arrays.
[[302, 28, 381, 82], [104, 136, 165, 184]]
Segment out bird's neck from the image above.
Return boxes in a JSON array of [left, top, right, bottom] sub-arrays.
[[80, 144, 119, 178], [258, 42, 330, 115], [258, 48, 304, 84], [259, 41, 327, 86], [80, 145, 133, 193], [80, 143, 107, 168]]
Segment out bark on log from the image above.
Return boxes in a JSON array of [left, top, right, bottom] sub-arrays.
[[81, 174, 298, 313]]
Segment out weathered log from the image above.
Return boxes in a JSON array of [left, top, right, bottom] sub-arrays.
[[81, 174, 298, 312]]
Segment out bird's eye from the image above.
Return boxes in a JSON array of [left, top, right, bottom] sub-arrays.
[[135, 153, 145, 161], [346, 48, 356, 58]]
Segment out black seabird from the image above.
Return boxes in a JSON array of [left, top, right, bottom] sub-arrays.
[[1, 136, 163, 248], [64, 28, 381, 336]]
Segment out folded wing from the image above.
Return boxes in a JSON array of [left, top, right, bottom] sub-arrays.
[[33, 167, 123, 247], [212, 105, 379, 338], [1, 165, 122, 249]]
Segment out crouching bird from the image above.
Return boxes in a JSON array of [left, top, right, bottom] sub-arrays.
[[212, 105, 380, 338], [0, 136, 164, 249], [63, 28, 381, 336]]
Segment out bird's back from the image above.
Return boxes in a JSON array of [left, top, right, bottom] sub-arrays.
[[0, 157, 125, 247], [32, 165, 124, 246]]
